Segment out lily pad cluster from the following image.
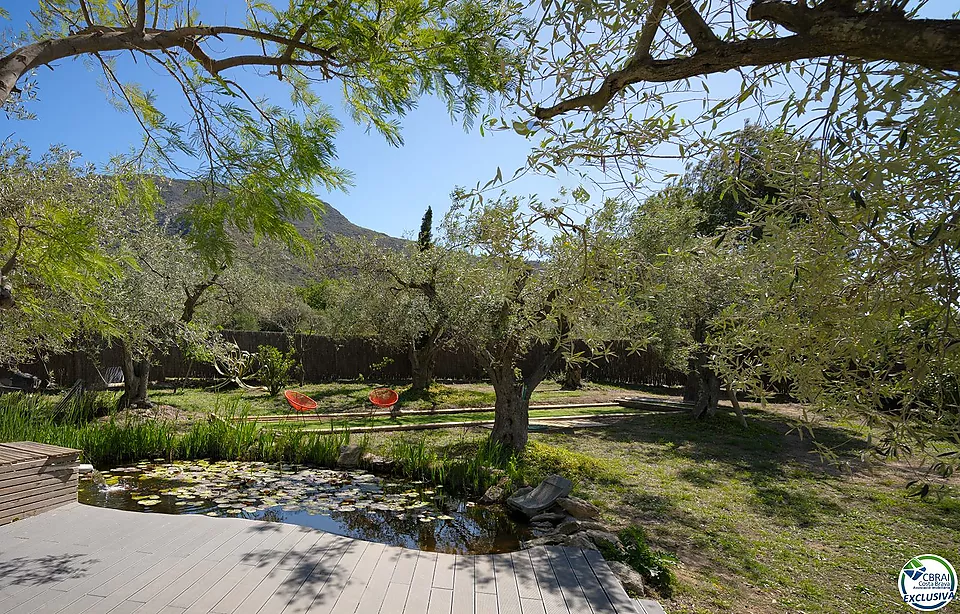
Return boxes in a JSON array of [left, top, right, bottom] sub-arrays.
[[85, 460, 456, 524]]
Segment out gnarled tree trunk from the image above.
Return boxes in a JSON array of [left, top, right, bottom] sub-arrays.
[[560, 361, 583, 390], [409, 341, 437, 393], [408, 324, 443, 393], [490, 368, 531, 452], [118, 340, 153, 409], [685, 319, 721, 418]]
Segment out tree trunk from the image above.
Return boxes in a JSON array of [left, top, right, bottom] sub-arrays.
[[560, 360, 582, 391], [409, 327, 442, 393], [686, 319, 720, 418], [490, 373, 530, 452], [118, 341, 153, 409], [726, 381, 747, 428], [409, 343, 436, 392]]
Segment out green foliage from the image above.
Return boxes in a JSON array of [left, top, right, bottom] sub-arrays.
[[0, 143, 120, 363], [0, 393, 348, 467], [296, 280, 335, 311], [520, 441, 624, 485], [417, 206, 434, 251], [256, 345, 297, 396], [597, 526, 676, 597], [388, 435, 520, 494], [7, 0, 526, 265]]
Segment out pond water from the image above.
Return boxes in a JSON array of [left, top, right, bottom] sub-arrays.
[[78, 460, 529, 554]]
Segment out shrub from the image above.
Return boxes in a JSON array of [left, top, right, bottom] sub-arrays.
[[257, 345, 296, 396], [520, 441, 625, 484], [597, 526, 677, 597]]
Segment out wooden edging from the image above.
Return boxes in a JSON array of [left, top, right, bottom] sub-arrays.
[[293, 411, 643, 434], [243, 402, 621, 423]]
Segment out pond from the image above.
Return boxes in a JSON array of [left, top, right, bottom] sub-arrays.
[[78, 460, 529, 554]]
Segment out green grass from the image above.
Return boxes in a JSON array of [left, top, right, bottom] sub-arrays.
[[0, 393, 349, 467], [360, 406, 959, 613], [7, 384, 949, 613], [265, 405, 632, 431], [149, 380, 633, 419]]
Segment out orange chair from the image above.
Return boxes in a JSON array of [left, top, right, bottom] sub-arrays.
[[284, 390, 318, 413]]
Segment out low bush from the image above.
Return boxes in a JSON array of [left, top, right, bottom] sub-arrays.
[[597, 526, 677, 597], [520, 440, 625, 485], [257, 345, 297, 396]]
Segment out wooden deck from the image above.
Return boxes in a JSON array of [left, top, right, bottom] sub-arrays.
[[0, 503, 654, 614], [0, 442, 80, 526]]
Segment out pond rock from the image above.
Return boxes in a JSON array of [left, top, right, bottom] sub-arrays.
[[563, 532, 598, 550], [337, 444, 363, 468], [530, 512, 566, 524], [479, 477, 514, 504], [555, 519, 581, 535], [557, 495, 600, 519], [585, 529, 622, 551], [607, 561, 646, 597], [361, 453, 395, 473], [506, 475, 572, 518]]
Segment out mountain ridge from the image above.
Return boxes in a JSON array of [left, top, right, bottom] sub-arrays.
[[152, 177, 408, 251]]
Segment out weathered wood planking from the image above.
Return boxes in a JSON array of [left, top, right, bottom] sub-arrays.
[[0, 505, 644, 614], [0, 441, 80, 525]]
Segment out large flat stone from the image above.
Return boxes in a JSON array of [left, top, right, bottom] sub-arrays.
[[506, 474, 572, 518]]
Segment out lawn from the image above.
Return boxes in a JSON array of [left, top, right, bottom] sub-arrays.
[[358, 404, 959, 614], [32, 382, 960, 612], [148, 380, 634, 419]]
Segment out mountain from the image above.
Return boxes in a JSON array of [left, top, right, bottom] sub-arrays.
[[152, 177, 408, 251]]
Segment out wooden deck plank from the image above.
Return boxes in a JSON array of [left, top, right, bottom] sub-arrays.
[[390, 547, 419, 585], [183, 561, 256, 614], [324, 542, 387, 614], [582, 550, 638, 614], [563, 548, 617, 614], [402, 550, 438, 614], [0, 506, 632, 614], [493, 552, 523, 614], [521, 597, 548, 614], [452, 554, 476, 614], [209, 528, 314, 614], [433, 552, 456, 589], [544, 547, 591, 614], [475, 555, 497, 595], [475, 591, 499, 614], [283, 536, 369, 614], [427, 588, 453, 614], [527, 548, 570, 614], [511, 550, 542, 601], [378, 582, 412, 614], [353, 545, 402, 614], [231, 531, 332, 614]]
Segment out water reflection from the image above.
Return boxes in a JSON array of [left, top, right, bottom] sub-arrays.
[[78, 460, 528, 554]]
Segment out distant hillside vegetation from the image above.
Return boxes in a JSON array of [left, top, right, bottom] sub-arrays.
[[152, 177, 408, 251]]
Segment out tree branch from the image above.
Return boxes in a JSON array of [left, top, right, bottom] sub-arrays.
[[0, 24, 339, 104], [536, 1, 960, 119], [632, 0, 668, 62], [136, 0, 146, 32], [668, 0, 720, 50]]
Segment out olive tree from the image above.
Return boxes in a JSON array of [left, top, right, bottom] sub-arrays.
[[0, 143, 120, 366], [0, 0, 524, 308], [332, 211, 472, 392], [442, 191, 643, 451]]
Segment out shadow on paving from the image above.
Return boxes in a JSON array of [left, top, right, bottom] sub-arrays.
[[0, 553, 94, 587]]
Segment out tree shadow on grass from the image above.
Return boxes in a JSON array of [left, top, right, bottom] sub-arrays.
[[591, 406, 871, 478]]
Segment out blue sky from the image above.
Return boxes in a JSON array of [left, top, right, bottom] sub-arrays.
[[2, 1, 954, 238], [0, 2, 584, 240]]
